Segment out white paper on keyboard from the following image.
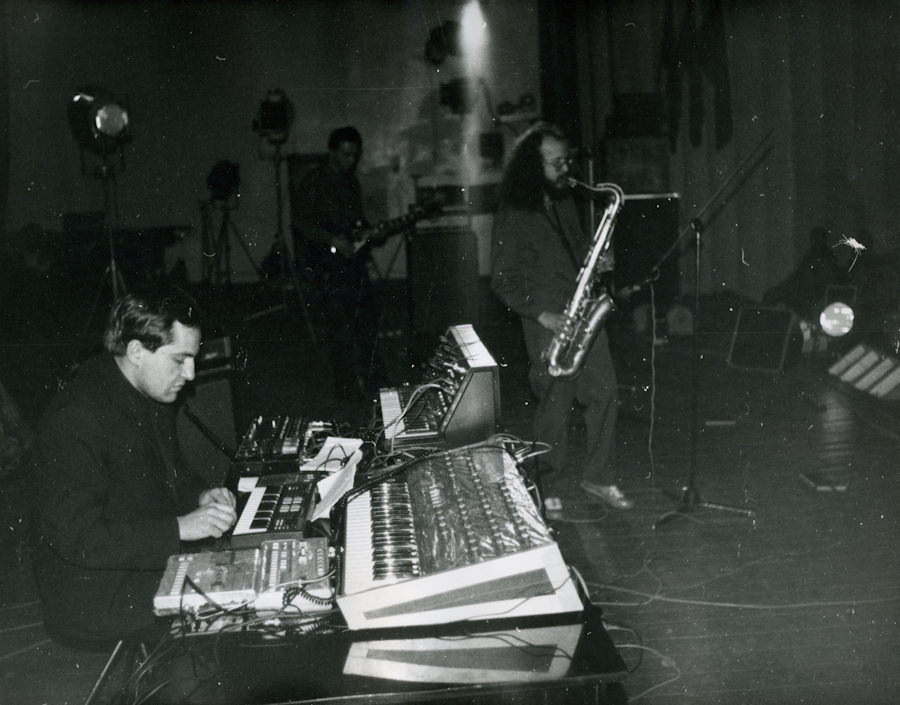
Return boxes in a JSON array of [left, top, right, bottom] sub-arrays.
[[300, 436, 363, 472], [312, 448, 363, 521], [237, 476, 259, 493]]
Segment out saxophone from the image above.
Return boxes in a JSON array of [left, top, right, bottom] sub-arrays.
[[544, 180, 624, 377]]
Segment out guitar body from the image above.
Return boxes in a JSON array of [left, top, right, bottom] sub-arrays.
[[299, 239, 368, 291], [346, 202, 442, 259]]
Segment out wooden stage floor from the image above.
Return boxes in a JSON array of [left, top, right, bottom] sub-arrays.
[[1, 281, 898, 704]]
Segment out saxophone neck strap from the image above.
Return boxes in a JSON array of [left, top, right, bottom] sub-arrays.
[[544, 200, 581, 270]]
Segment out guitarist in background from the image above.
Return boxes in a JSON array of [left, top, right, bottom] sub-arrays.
[[290, 125, 386, 400]]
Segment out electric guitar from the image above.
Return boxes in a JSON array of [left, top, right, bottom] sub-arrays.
[[261, 202, 440, 278], [332, 201, 443, 259]]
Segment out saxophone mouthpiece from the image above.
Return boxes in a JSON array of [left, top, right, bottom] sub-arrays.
[[567, 177, 581, 189]]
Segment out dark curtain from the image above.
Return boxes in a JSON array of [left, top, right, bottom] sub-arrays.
[[0, 0, 9, 241], [568, 0, 900, 303], [537, 0, 581, 142]]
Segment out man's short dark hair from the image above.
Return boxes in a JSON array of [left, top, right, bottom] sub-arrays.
[[327, 125, 362, 151], [103, 286, 203, 356]]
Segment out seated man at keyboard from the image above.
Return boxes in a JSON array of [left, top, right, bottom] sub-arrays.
[[30, 287, 237, 650]]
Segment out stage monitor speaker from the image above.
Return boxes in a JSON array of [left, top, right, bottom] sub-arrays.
[[727, 306, 799, 373], [177, 372, 236, 487], [408, 227, 480, 336], [612, 194, 680, 308]]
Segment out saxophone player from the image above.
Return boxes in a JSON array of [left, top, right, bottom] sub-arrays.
[[490, 122, 632, 510]]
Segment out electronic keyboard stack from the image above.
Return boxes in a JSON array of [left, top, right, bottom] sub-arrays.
[[230, 415, 334, 478], [336, 442, 582, 630], [155, 324, 586, 631], [378, 324, 500, 448]]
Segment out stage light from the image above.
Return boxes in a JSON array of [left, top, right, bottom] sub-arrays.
[[461, 1, 487, 57], [67, 87, 131, 154], [206, 161, 240, 203], [424, 20, 461, 65], [253, 89, 293, 145], [819, 301, 855, 337], [67, 86, 131, 301]]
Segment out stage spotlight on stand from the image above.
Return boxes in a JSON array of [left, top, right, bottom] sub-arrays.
[[252, 89, 293, 146], [68, 87, 131, 174], [206, 160, 240, 205], [67, 86, 132, 325], [797, 299, 857, 356], [246, 89, 316, 341], [199, 161, 262, 287]]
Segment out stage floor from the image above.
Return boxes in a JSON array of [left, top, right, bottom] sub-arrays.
[[1, 279, 898, 704]]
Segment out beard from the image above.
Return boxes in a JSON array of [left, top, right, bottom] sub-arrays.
[[543, 175, 571, 201]]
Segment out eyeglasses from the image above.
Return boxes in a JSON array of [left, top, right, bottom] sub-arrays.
[[543, 156, 573, 172]]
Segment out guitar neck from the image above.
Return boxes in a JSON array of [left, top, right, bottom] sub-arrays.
[[351, 207, 435, 253]]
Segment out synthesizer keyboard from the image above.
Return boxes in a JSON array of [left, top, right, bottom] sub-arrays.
[[379, 324, 499, 448], [231, 477, 318, 549], [378, 387, 440, 441], [337, 443, 582, 630]]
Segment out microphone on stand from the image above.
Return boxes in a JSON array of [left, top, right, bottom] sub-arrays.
[[615, 269, 661, 301]]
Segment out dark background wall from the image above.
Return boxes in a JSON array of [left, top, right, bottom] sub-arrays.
[[1, 0, 898, 306], [1, 0, 540, 282]]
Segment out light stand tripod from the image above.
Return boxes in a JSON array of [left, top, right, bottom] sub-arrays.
[[243, 140, 317, 343], [81, 155, 127, 340], [200, 196, 263, 286], [67, 86, 134, 346], [98, 160, 126, 300], [242, 90, 316, 341]]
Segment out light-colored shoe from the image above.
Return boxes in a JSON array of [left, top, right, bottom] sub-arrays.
[[580, 481, 634, 510]]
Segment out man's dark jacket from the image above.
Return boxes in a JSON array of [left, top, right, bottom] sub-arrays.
[[30, 355, 209, 647], [490, 196, 585, 358]]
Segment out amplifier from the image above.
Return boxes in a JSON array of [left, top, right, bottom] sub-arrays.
[[727, 306, 800, 373], [196, 336, 233, 376]]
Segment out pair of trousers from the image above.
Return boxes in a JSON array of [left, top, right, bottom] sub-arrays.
[[524, 327, 619, 487]]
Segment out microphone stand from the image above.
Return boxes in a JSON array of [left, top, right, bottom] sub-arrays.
[[653, 214, 755, 528], [651, 133, 774, 529], [622, 130, 774, 301]]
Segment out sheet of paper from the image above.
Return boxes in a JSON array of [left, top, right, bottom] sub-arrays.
[[312, 448, 363, 521], [300, 436, 363, 472], [236, 476, 258, 493]]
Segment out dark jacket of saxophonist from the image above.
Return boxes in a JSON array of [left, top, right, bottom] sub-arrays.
[[488, 121, 623, 498], [491, 196, 586, 363]]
